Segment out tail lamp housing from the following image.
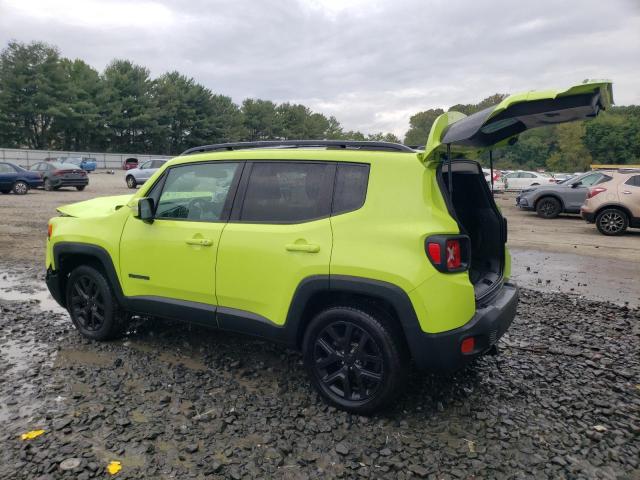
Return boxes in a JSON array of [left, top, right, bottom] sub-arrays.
[[587, 187, 607, 198], [425, 235, 471, 273]]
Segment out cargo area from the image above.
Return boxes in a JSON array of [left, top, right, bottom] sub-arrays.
[[441, 160, 505, 300]]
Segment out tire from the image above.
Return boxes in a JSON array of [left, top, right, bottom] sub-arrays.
[[536, 196, 561, 219], [1, 190, 10, 194], [76, 185, 86, 191], [12, 181, 29, 195], [595, 208, 628, 236], [126, 175, 137, 189], [303, 306, 408, 415], [65, 265, 127, 341], [44, 178, 53, 191]]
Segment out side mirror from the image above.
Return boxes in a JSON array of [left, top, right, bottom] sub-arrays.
[[571, 182, 581, 188], [136, 197, 155, 223]]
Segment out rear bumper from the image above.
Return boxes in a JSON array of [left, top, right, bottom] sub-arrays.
[[581, 209, 596, 223], [409, 282, 518, 371], [50, 178, 89, 187], [28, 179, 44, 188], [45, 268, 65, 308]]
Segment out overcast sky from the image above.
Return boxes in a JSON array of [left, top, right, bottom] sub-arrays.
[[1, 0, 638, 136]]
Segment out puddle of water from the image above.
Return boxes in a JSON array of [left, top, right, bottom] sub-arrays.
[[0, 273, 67, 314], [510, 247, 640, 307], [54, 349, 114, 368]]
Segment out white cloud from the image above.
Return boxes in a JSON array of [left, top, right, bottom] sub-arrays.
[[1, 0, 638, 138]]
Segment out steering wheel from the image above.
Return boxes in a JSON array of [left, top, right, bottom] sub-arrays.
[[187, 197, 209, 220]]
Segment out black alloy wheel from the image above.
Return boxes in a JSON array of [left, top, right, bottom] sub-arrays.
[[536, 197, 561, 219], [596, 208, 628, 236], [314, 321, 384, 402], [303, 307, 408, 414], [66, 265, 126, 340], [69, 274, 106, 332]]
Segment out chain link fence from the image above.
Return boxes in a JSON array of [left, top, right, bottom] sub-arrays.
[[0, 148, 173, 170]]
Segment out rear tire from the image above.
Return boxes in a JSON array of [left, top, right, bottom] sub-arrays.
[[76, 185, 86, 191], [66, 265, 127, 341], [12, 181, 28, 195], [536, 197, 561, 219], [303, 306, 408, 415], [126, 176, 137, 189], [44, 178, 53, 191], [596, 208, 628, 236]]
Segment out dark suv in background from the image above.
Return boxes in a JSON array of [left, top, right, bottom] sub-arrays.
[[516, 171, 613, 218]]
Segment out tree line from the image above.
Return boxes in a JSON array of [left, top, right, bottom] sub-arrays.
[[0, 41, 400, 156], [1, 41, 637, 171]]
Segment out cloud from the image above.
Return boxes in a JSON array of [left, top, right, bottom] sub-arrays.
[[1, 0, 638, 137]]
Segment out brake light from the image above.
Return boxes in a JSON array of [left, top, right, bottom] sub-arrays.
[[587, 187, 607, 198], [47, 223, 53, 239], [427, 242, 441, 264], [446, 239, 461, 269], [425, 235, 469, 273]]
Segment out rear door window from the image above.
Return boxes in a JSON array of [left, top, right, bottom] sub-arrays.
[[239, 162, 333, 223], [332, 163, 370, 215], [625, 175, 640, 187]]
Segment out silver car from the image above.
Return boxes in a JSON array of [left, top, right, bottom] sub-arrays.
[[516, 171, 613, 218], [125, 159, 167, 188]]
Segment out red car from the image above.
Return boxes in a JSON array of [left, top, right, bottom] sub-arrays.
[[123, 158, 138, 170]]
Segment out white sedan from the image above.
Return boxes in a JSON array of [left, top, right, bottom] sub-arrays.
[[503, 171, 555, 190]]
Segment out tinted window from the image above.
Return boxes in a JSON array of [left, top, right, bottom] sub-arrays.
[[240, 162, 332, 223], [155, 162, 239, 222], [625, 175, 640, 187], [332, 163, 370, 215]]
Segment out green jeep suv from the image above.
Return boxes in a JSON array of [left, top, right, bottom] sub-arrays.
[[45, 81, 612, 413]]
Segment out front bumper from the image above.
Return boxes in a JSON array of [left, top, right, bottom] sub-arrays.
[[515, 196, 534, 210], [45, 268, 66, 308], [409, 282, 518, 371]]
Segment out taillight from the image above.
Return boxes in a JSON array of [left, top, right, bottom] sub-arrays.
[[587, 187, 607, 198], [425, 235, 470, 273], [47, 223, 53, 239], [446, 239, 462, 269]]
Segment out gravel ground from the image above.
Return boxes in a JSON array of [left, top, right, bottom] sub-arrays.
[[1, 264, 638, 479]]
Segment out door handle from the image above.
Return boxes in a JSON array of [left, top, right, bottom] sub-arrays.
[[285, 243, 320, 253], [186, 238, 213, 246]]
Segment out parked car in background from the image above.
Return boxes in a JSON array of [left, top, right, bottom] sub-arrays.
[[503, 171, 555, 190], [552, 173, 574, 183], [0, 161, 43, 194], [30, 162, 89, 191], [60, 156, 97, 173], [581, 169, 640, 235], [516, 171, 613, 218], [125, 159, 168, 188], [482, 168, 505, 192], [123, 158, 138, 170]]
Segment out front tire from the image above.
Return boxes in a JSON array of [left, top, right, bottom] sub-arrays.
[[76, 185, 86, 191], [126, 175, 137, 189], [12, 181, 28, 195], [536, 197, 561, 219], [596, 208, 628, 236], [44, 178, 53, 191], [303, 307, 408, 415], [66, 265, 126, 341]]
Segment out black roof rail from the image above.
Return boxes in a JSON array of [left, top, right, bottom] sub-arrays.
[[180, 140, 415, 156]]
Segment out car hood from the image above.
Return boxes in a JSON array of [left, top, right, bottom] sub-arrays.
[[57, 194, 133, 218]]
